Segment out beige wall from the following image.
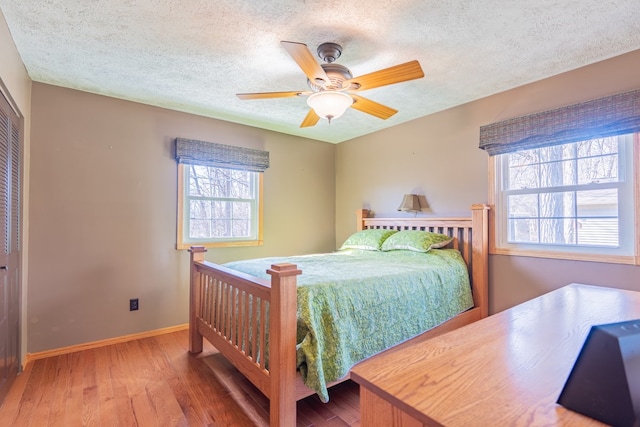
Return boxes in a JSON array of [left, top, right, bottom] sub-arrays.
[[0, 10, 30, 110], [0, 9, 32, 363], [337, 50, 640, 314], [28, 83, 335, 352]]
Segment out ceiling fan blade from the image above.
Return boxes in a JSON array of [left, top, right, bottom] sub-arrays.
[[237, 91, 307, 100], [350, 94, 398, 119], [347, 60, 424, 91], [281, 41, 330, 86], [300, 109, 320, 128]]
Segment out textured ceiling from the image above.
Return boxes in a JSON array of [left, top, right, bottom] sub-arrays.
[[1, 1, 639, 143]]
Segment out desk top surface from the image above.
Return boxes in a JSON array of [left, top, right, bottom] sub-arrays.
[[351, 284, 640, 426]]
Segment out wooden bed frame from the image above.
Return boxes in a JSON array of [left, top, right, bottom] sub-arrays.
[[188, 204, 490, 426]]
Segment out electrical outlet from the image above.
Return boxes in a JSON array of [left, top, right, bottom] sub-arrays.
[[130, 298, 139, 311]]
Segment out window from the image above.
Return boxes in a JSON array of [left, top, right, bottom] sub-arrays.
[[180, 164, 262, 247], [492, 134, 636, 259], [175, 138, 269, 249], [480, 89, 640, 264]]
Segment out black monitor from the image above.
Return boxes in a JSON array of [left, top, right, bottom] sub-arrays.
[[557, 319, 640, 426]]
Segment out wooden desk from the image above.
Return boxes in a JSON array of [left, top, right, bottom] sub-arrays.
[[351, 284, 640, 426]]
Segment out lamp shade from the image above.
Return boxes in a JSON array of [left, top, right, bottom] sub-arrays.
[[398, 194, 421, 212], [307, 91, 353, 123]]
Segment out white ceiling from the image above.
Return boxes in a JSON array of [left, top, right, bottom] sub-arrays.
[[1, 1, 639, 143]]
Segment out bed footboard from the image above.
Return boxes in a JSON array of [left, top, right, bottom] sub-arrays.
[[189, 247, 301, 427]]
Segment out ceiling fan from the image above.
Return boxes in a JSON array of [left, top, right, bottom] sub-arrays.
[[236, 41, 425, 128]]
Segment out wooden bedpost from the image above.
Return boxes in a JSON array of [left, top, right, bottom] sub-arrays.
[[356, 208, 371, 231], [188, 246, 207, 354], [470, 204, 490, 318], [267, 263, 302, 427]]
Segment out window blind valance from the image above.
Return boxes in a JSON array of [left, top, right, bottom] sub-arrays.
[[479, 89, 640, 156], [175, 137, 269, 172]]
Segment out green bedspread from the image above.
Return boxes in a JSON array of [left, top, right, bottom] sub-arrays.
[[223, 248, 473, 402]]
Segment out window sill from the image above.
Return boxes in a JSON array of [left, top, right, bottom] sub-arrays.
[[177, 240, 263, 250], [491, 246, 639, 265]]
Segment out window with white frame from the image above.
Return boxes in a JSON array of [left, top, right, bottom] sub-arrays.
[[183, 165, 260, 243], [493, 134, 635, 257], [175, 138, 268, 249], [480, 89, 640, 263]]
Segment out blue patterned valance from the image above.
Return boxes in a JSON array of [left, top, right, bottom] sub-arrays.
[[479, 89, 640, 156], [175, 137, 269, 172]]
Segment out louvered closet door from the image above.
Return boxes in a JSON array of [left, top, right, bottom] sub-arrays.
[[0, 90, 20, 405]]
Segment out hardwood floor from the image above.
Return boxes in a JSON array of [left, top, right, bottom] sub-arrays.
[[0, 329, 361, 426]]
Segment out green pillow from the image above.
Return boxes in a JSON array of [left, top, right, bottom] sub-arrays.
[[339, 229, 398, 251], [381, 230, 453, 252]]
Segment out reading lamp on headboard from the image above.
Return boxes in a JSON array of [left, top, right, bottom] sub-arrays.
[[398, 194, 422, 213]]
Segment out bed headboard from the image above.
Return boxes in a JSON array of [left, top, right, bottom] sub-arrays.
[[356, 204, 490, 317]]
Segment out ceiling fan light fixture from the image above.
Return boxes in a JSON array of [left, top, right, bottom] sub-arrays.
[[238, 41, 424, 128], [307, 91, 353, 123]]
